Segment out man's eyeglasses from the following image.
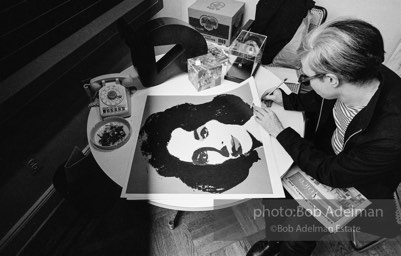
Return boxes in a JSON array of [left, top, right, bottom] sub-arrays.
[[298, 73, 326, 86]]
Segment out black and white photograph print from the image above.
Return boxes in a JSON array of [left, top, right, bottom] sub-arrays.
[[122, 80, 283, 199]]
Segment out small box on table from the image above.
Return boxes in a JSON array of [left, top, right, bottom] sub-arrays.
[[207, 42, 229, 65], [188, 0, 245, 47], [225, 30, 267, 83], [188, 53, 223, 91]]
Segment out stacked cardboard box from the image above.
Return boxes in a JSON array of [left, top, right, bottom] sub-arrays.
[[188, 0, 245, 47]]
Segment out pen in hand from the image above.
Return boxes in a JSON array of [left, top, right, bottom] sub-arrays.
[[261, 78, 287, 107]]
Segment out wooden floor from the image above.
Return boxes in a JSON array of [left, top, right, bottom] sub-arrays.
[[148, 199, 401, 256], [16, 196, 401, 256]]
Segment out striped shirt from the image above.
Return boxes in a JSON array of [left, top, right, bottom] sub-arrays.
[[331, 100, 364, 154]]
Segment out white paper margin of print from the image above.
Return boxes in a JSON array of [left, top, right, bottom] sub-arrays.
[[121, 77, 285, 200], [248, 77, 285, 199], [254, 67, 302, 177]]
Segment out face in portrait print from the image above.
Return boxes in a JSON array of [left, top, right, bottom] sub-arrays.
[[167, 119, 255, 165], [124, 82, 276, 199], [140, 93, 262, 193]]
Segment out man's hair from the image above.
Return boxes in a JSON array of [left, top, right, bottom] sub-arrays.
[[139, 94, 261, 193], [302, 18, 385, 84]]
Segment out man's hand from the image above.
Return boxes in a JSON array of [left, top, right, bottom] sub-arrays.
[[253, 105, 285, 137], [262, 89, 283, 107]]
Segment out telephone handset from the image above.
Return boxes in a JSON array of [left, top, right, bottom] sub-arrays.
[[90, 74, 132, 119]]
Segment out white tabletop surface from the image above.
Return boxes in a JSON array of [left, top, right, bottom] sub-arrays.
[[87, 65, 304, 211]]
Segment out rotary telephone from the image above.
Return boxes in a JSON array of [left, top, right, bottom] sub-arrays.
[[90, 74, 132, 119]]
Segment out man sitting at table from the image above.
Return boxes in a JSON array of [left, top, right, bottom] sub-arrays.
[[248, 18, 401, 256]]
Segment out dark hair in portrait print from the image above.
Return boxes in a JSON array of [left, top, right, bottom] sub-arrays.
[[139, 94, 262, 193]]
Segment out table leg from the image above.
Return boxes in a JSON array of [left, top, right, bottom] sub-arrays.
[[168, 210, 183, 230]]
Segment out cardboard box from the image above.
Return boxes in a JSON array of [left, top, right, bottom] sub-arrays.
[[188, 53, 223, 91], [188, 0, 245, 47]]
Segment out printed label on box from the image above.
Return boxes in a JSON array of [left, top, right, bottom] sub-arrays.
[[188, 0, 244, 46], [189, 16, 230, 38]]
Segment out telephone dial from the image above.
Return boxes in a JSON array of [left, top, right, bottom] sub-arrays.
[[90, 74, 133, 119]]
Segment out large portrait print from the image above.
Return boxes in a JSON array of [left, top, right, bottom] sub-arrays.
[[122, 79, 284, 199]]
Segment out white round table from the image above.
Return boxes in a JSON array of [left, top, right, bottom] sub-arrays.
[[87, 66, 304, 211]]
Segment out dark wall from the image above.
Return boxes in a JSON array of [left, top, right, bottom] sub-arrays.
[[0, 0, 162, 121], [1, 0, 123, 80], [0, 0, 163, 246]]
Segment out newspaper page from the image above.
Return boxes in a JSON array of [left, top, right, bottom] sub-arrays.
[[282, 165, 371, 233]]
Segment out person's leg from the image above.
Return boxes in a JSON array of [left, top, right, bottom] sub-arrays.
[[263, 198, 295, 241], [277, 209, 324, 256], [246, 195, 296, 256], [263, 193, 327, 256], [246, 197, 288, 256], [248, 191, 327, 256]]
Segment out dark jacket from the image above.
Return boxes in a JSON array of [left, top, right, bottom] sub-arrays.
[[251, 0, 315, 64], [277, 65, 401, 200]]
